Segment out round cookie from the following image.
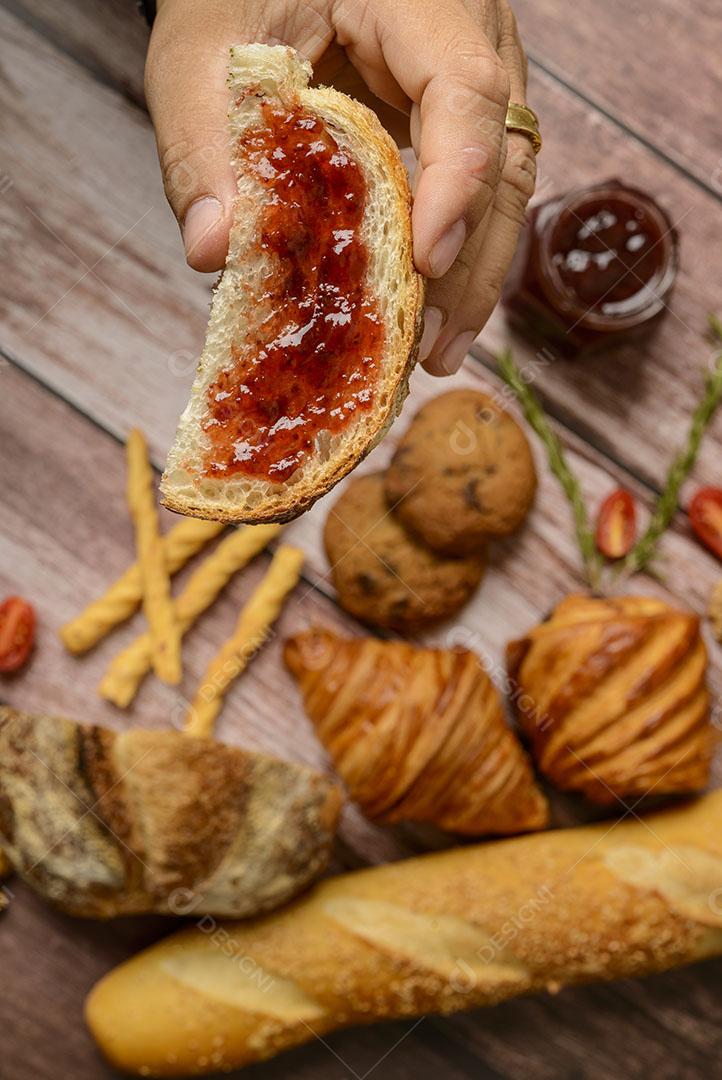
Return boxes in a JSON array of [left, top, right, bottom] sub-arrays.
[[324, 472, 485, 631], [385, 389, 537, 556]]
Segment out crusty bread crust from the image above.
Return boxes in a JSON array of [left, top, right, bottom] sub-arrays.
[[0, 707, 342, 919], [87, 792, 722, 1075], [160, 45, 424, 525]]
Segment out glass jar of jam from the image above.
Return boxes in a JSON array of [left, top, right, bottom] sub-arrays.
[[502, 180, 679, 356]]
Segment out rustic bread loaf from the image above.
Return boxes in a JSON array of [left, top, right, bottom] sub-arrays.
[[160, 44, 423, 524], [0, 707, 341, 919], [86, 791, 722, 1076]]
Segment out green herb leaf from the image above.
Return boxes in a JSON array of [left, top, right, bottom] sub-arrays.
[[622, 315, 722, 575], [496, 348, 602, 590]]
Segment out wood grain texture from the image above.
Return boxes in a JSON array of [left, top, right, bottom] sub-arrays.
[[514, 0, 722, 191], [3, 3, 722, 506], [4, 0, 148, 106], [477, 64, 722, 498], [1, 0, 722, 1077]]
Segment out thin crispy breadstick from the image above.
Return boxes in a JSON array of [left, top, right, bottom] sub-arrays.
[[59, 518, 224, 654], [185, 545, 304, 739], [126, 428, 182, 685], [99, 524, 282, 707]]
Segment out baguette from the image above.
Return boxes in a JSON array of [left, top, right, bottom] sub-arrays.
[[0, 708, 341, 920], [87, 792, 722, 1076], [160, 44, 424, 525]]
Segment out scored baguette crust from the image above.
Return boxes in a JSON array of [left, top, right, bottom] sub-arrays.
[[160, 44, 424, 525], [87, 792, 722, 1076], [0, 708, 341, 919]]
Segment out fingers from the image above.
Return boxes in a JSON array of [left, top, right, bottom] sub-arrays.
[[422, 131, 536, 376], [145, 2, 240, 272], [335, 0, 510, 280], [146, 0, 334, 272], [420, 0, 535, 375]]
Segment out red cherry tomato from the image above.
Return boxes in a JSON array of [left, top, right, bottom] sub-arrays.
[[689, 487, 722, 561], [595, 489, 637, 559], [0, 596, 36, 673]]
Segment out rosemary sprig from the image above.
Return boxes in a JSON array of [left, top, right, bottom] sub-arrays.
[[496, 348, 602, 590], [622, 314, 722, 575]]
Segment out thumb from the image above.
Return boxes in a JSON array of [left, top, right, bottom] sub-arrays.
[[145, 3, 238, 272]]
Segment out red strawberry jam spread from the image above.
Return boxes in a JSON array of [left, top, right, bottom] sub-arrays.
[[502, 181, 679, 355], [201, 102, 384, 483]]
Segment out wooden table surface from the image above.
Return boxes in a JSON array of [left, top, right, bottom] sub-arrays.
[[1, 1, 721, 1077]]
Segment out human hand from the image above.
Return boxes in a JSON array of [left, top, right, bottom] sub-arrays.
[[145, 0, 535, 375]]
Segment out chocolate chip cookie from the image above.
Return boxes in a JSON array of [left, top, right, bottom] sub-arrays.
[[385, 389, 536, 555], [324, 472, 485, 631]]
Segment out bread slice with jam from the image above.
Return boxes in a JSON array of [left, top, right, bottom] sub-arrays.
[[160, 44, 424, 525]]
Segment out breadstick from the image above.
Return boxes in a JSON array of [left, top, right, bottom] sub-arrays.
[[87, 791, 722, 1077], [126, 428, 181, 685], [185, 545, 304, 738], [99, 524, 282, 707], [59, 519, 223, 654]]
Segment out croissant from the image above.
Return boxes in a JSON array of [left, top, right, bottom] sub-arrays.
[[284, 628, 549, 835], [506, 594, 714, 804]]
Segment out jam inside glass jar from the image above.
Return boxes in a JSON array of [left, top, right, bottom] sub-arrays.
[[502, 181, 679, 355]]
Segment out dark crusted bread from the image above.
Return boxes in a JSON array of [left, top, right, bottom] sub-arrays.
[[0, 707, 341, 919]]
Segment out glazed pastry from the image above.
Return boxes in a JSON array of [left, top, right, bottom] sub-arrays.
[[285, 628, 548, 834], [0, 708, 341, 919], [385, 389, 536, 555], [324, 472, 485, 630], [506, 594, 714, 804]]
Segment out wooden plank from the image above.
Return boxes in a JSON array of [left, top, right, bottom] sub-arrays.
[[0, 364, 423, 866], [1, 879, 494, 1080], [477, 63, 722, 496], [5, 0, 148, 106], [2, 2, 722, 772], [2, 5, 722, 508], [0, 4, 207, 455], [514, 0, 722, 191], [3, 307, 722, 1080], [285, 356, 722, 796], [2, 4, 722, 1079]]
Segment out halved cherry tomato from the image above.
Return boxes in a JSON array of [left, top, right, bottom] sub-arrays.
[[689, 487, 722, 561], [595, 488, 637, 559], [0, 597, 36, 673]]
